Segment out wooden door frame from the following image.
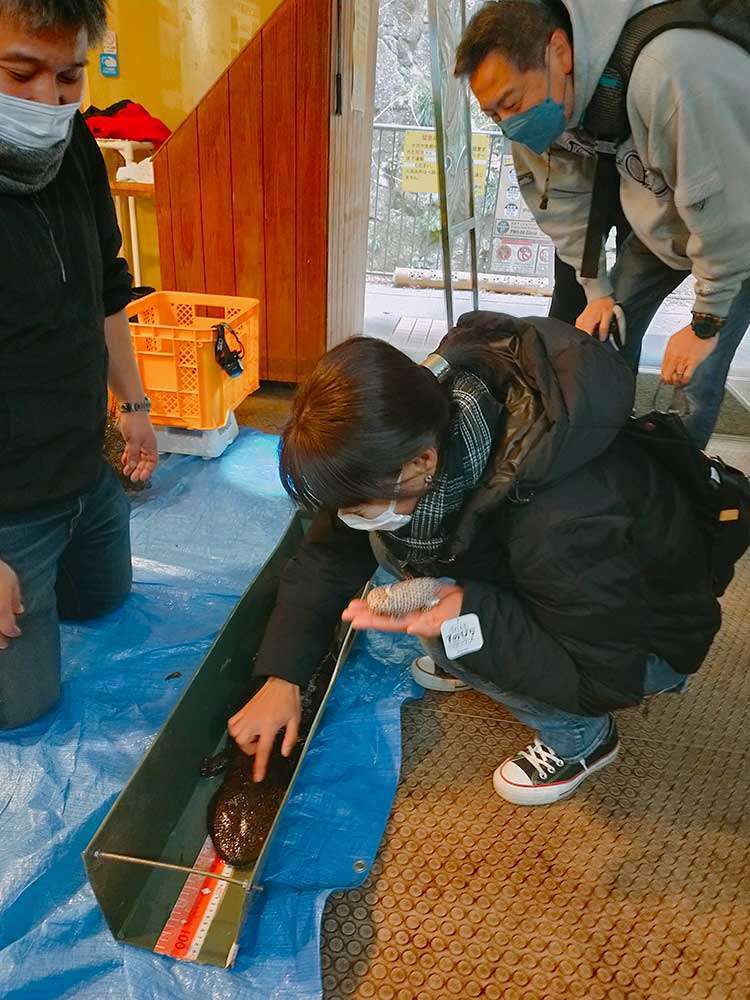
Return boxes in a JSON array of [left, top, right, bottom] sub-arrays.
[[326, 0, 380, 350]]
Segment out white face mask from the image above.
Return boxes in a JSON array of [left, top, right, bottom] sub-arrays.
[[0, 92, 80, 151], [338, 497, 413, 533]]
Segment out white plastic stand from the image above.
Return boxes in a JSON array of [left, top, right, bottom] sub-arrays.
[[96, 138, 154, 287], [154, 412, 239, 460]]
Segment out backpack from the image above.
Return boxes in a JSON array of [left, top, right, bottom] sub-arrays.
[[624, 410, 750, 596], [580, 0, 750, 278]]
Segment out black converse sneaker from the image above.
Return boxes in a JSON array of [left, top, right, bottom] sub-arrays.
[[493, 719, 620, 806]]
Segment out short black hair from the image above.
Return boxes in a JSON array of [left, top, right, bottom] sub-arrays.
[[0, 0, 108, 46], [279, 338, 452, 511], [455, 0, 571, 78]]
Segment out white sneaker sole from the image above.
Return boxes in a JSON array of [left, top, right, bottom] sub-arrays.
[[410, 657, 470, 693], [493, 741, 620, 806]]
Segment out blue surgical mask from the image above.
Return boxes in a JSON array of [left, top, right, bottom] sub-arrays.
[[500, 97, 567, 154], [0, 92, 80, 151], [499, 51, 568, 155]]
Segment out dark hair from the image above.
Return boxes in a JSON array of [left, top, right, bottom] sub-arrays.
[[0, 0, 108, 45], [454, 0, 571, 78], [279, 338, 452, 511]]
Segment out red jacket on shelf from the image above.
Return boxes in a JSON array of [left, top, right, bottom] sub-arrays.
[[83, 100, 171, 147]]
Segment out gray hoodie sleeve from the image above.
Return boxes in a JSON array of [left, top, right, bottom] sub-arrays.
[[627, 33, 750, 318], [511, 143, 613, 302]]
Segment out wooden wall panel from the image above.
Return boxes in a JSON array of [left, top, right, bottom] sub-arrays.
[[167, 116, 206, 293], [153, 147, 176, 289], [229, 39, 268, 378], [261, 4, 297, 382], [295, 0, 331, 379], [198, 76, 236, 296], [153, 0, 335, 382]]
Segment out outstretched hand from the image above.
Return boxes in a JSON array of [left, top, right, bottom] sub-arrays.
[[342, 585, 464, 639]]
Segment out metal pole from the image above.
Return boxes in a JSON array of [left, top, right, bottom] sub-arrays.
[[487, 136, 504, 275], [427, 0, 454, 327], [460, 1, 479, 311], [92, 850, 252, 889], [382, 129, 398, 275], [372, 126, 384, 271], [127, 195, 142, 287]]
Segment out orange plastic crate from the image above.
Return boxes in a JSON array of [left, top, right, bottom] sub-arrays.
[[126, 291, 260, 430]]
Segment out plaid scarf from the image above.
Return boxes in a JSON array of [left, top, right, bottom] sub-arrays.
[[388, 371, 500, 566]]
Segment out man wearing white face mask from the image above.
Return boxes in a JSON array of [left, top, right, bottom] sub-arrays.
[[0, 1, 157, 729]]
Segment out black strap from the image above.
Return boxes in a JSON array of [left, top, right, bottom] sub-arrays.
[[583, 0, 714, 145], [581, 155, 619, 280], [580, 0, 750, 279]]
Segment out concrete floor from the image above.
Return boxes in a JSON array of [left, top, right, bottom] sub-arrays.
[[236, 283, 750, 442], [364, 283, 750, 408]]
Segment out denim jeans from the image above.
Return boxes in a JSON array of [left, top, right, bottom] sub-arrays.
[[0, 462, 132, 729], [423, 639, 686, 761], [611, 233, 750, 449], [368, 536, 687, 761], [549, 210, 631, 326]]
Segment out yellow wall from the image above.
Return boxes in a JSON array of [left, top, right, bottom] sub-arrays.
[[89, 0, 284, 287]]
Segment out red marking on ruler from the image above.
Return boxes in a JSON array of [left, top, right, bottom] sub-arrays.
[[154, 836, 234, 962]]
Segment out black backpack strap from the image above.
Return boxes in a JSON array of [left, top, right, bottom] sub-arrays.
[[581, 154, 619, 279], [579, 0, 750, 280], [583, 0, 712, 145]]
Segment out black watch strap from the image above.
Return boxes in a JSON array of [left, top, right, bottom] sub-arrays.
[[692, 312, 724, 340], [119, 396, 152, 414]]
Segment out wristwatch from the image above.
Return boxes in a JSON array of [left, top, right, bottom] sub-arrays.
[[119, 396, 151, 414], [691, 312, 724, 340]]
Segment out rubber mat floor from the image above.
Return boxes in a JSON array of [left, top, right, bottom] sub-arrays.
[[320, 438, 750, 1000]]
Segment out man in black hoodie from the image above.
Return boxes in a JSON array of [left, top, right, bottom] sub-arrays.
[[0, 1, 157, 728]]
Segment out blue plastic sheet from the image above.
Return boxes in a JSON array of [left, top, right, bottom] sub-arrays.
[[0, 429, 422, 1000]]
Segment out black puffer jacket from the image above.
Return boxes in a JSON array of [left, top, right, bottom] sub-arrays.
[[254, 312, 721, 715]]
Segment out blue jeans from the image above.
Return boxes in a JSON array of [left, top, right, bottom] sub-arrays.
[[611, 233, 750, 449], [424, 642, 686, 760], [0, 462, 132, 729], [369, 538, 688, 760]]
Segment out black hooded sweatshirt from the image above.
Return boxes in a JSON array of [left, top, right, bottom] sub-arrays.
[[0, 115, 132, 513]]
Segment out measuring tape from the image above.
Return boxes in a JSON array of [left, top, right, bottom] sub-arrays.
[[154, 835, 235, 964]]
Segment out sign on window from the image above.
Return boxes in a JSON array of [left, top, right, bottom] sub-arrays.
[[401, 131, 490, 197]]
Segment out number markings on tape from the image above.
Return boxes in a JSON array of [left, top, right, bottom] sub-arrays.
[[154, 835, 235, 962]]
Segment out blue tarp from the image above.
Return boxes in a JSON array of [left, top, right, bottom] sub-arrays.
[[0, 430, 421, 1000]]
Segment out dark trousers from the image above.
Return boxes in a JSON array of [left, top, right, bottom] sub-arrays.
[[548, 205, 631, 326], [0, 462, 132, 729]]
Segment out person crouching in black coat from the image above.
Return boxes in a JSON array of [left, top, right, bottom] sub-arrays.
[[229, 312, 720, 806]]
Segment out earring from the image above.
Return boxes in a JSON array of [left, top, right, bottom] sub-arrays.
[[424, 473, 434, 486]]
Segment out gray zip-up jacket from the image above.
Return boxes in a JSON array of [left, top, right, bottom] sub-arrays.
[[512, 0, 750, 318]]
